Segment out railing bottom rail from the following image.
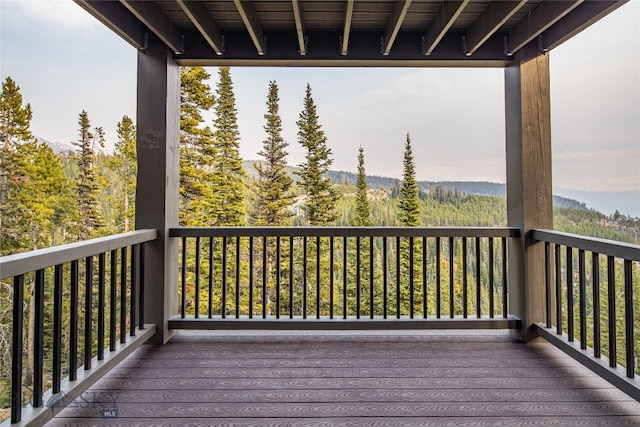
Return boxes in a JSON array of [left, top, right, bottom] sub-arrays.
[[533, 323, 640, 402], [169, 316, 521, 330]]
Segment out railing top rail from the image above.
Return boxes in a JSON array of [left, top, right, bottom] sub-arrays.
[[169, 226, 520, 239], [531, 229, 640, 261], [0, 229, 157, 279]]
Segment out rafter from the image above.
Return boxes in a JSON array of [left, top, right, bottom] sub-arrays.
[[506, 0, 584, 55], [291, 0, 307, 55], [341, 0, 355, 56], [74, 0, 146, 50], [541, 0, 628, 51], [233, 0, 266, 55], [382, 0, 412, 56], [422, 0, 470, 56], [465, 0, 527, 56], [119, 0, 182, 53], [176, 0, 223, 55]]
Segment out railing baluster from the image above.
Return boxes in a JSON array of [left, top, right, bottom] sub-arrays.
[[120, 247, 127, 344], [222, 236, 227, 319], [139, 243, 146, 329], [544, 242, 551, 328], [208, 237, 214, 318], [235, 236, 240, 318], [303, 236, 307, 319], [462, 237, 468, 319], [578, 249, 586, 349], [555, 243, 562, 334], [249, 236, 254, 319], [422, 237, 427, 318], [567, 246, 574, 342], [623, 259, 634, 379], [33, 268, 45, 407], [11, 274, 24, 423], [53, 264, 63, 392], [109, 250, 117, 351], [330, 236, 335, 319], [85, 256, 93, 369], [98, 253, 106, 359], [262, 236, 267, 319], [181, 237, 186, 318], [436, 236, 441, 319], [475, 236, 481, 318], [316, 236, 321, 319], [607, 255, 616, 367], [592, 252, 601, 358], [449, 237, 454, 318], [130, 245, 137, 336], [370, 236, 374, 319], [356, 236, 361, 319], [70, 259, 78, 380], [383, 236, 388, 319], [502, 237, 507, 318], [289, 236, 294, 318], [343, 236, 347, 319], [409, 236, 414, 319], [276, 237, 281, 319], [489, 237, 494, 318], [396, 236, 401, 318], [195, 237, 201, 319]]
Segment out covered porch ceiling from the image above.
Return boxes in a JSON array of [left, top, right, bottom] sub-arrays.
[[74, 0, 627, 67]]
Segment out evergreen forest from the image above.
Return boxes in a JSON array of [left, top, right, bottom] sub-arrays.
[[0, 69, 638, 416]]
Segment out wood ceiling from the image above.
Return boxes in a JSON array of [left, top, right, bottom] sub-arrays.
[[74, 1, 627, 66]]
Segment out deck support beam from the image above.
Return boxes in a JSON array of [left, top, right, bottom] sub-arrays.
[[135, 33, 180, 344], [505, 48, 552, 342]]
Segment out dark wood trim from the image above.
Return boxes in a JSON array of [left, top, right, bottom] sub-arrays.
[[531, 229, 640, 261], [169, 226, 520, 239], [533, 323, 640, 402], [0, 230, 156, 279], [168, 316, 521, 330]]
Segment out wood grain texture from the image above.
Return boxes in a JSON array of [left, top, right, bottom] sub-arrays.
[[46, 331, 640, 426]]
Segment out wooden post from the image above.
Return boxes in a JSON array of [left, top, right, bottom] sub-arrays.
[[505, 49, 553, 342], [135, 34, 180, 344]]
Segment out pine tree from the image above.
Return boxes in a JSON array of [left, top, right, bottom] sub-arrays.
[[398, 133, 420, 227], [0, 77, 34, 254], [253, 81, 294, 226], [110, 115, 137, 231], [353, 146, 372, 226], [212, 66, 246, 226], [296, 83, 339, 226], [179, 66, 218, 226], [73, 110, 104, 239]]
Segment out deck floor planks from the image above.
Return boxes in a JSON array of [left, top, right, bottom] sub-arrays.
[[46, 331, 640, 426]]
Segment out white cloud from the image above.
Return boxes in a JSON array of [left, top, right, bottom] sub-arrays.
[[10, 0, 98, 30]]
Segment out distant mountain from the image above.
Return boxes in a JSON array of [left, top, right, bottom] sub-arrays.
[[38, 137, 74, 154]]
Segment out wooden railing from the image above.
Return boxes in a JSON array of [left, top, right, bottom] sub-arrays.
[[169, 227, 521, 329], [0, 230, 157, 425], [531, 229, 640, 401]]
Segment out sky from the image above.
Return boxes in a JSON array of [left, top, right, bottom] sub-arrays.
[[1, 0, 639, 215]]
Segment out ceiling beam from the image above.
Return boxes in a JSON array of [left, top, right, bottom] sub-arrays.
[[506, 0, 584, 55], [423, 0, 470, 56], [74, 0, 146, 50], [291, 0, 307, 55], [541, 0, 628, 51], [382, 0, 412, 56], [234, 0, 266, 55], [465, 0, 527, 56], [341, 0, 355, 56], [119, 0, 182, 53], [176, 0, 223, 55]]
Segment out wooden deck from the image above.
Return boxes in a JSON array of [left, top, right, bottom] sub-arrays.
[[46, 330, 640, 426]]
